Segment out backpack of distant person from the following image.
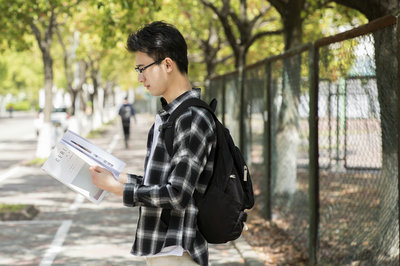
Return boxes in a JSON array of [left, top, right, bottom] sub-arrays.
[[163, 97, 254, 244], [120, 105, 132, 121]]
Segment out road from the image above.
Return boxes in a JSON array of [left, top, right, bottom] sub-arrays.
[[0, 112, 37, 182], [0, 113, 149, 265], [0, 113, 263, 266], [0, 112, 36, 140]]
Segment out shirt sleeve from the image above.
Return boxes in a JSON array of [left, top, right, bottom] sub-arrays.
[[127, 173, 143, 185], [122, 108, 216, 210]]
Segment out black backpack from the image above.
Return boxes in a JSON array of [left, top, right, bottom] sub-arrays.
[[163, 97, 254, 244], [120, 105, 132, 120]]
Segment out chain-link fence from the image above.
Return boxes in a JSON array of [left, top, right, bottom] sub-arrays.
[[207, 15, 399, 265]]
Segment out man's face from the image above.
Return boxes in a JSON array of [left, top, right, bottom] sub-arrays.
[[135, 52, 167, 97]]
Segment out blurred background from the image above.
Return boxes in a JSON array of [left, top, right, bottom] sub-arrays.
[[0, 0, 367, 156], [0, 1, 399, 265]]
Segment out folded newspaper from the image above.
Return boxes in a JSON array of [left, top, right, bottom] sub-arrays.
[[42, 130, 126, 204]]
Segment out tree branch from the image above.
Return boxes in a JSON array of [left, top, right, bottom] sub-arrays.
[[229, 11, 243, 32], [199, 0, 222, 17], [215, 54, 233, 65], [55, 25, 73, 89], [200, 0, 240, 57], [250, 4, 272, 27], [30, 23, 44, 52], [44, 8, 56, 44], [246, 29, 283, 50], [268, 0, 285, 15]]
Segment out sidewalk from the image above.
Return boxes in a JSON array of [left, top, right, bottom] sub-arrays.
[[0, 113, 264, 265]]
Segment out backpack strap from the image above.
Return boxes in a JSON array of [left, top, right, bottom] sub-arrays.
[[160, 98, 217, 226], [163, 98, 217, 158]]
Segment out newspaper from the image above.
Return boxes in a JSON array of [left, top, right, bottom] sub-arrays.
[[41, 130, 126, 204]]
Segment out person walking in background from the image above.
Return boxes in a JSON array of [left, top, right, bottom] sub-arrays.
[[90, 21, 217, 265], [118, 96, 136, 148], [7, 104, 14, 118]]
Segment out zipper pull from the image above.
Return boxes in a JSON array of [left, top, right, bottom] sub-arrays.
[[243, 166, 248, 181], [243, 222, 248, 231]]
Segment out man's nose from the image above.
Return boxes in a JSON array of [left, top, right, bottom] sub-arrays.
[[138, 73, 145, 83]]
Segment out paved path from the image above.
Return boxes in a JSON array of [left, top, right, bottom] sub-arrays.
[[0, 114, 264, 265]]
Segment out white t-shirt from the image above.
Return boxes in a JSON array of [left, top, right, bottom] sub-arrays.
[[144, 114, 184, 258]]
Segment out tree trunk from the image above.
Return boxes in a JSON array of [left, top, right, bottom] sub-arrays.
[[70, 90, 78, 116], [57, 30, 85, 117], [31, 19, 56, 158], [274, 54, 302, 194], [373, 24, 399, 262], [89, 64, 103, 130], [42, 49, 54, 123], [332, 0, 399, 260], [271, 0, 304, 195], [36, 48, 55, 158], [238, 47, 247, 154]]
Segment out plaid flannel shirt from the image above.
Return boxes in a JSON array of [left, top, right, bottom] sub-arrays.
[[123, 88, 216, 265]]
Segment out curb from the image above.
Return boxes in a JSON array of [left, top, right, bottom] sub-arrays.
[[232, 236, 265, 266]]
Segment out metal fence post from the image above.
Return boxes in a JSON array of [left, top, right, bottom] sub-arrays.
[[222, 76, 226, 125], [308, 43, 320, 266], [264, 60, 272, 220], [396, 14, 400, 257]]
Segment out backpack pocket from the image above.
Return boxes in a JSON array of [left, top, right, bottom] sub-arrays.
[[196, 186, 244, 244]]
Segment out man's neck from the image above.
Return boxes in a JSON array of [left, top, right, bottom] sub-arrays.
[[163, 73, 192, 103]]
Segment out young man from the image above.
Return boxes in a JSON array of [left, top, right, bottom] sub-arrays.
[[89, 21, 216, 266]]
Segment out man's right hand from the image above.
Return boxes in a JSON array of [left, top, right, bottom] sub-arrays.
[[89, 165, 123, 197], [118, 172, 129, 184]]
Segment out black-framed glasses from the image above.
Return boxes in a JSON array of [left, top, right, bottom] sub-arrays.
[[134, 58, 164, 75]]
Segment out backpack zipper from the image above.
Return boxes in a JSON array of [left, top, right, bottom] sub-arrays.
[[243, 166, 248, 181], [243, 222, 248, 231]]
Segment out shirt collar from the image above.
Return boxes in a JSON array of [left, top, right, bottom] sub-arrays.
[[158, 88, 201, 120]]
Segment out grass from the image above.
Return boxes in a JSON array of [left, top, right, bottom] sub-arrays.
[[86, 128, 107, 138], [104, 119, 115, 126], [23, 157, 47, 166], [0, 203, 26, 213], [86, 119, 116, 138]]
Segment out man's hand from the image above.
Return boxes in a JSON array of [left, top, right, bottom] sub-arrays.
[[89, 166, 123, 196], [118, 172, 129, 184]]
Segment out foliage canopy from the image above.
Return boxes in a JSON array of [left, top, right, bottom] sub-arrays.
[[0, 0, 366, 106]]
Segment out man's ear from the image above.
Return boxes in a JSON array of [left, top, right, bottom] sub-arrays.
[[164, 57, 174, 73]]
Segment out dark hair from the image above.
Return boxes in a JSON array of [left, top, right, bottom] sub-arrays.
[[127, 21, 188, 74]]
